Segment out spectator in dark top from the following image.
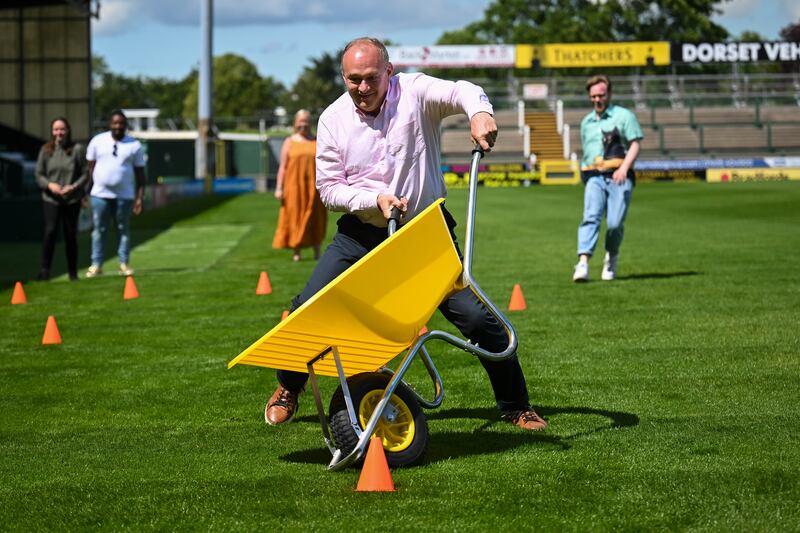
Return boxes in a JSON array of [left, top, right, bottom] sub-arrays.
[[35, 117, 88, 281]]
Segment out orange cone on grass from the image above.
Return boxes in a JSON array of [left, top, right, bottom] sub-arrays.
[[356, 437, 395, 492], [256, 271, 272, 295], [11, 281, 27, 304], [42, 315, 62, 345], [123, 276, 139, 300], [281, 309, 290, 321], [508, 283, 527, 311], [418, 325, 428, 336]]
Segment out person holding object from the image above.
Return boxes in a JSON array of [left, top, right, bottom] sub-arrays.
[[272, 109, 327, 262], [85, 110, 146, 278], [264, 37, 547, 432], [35, 117, 87, 281], [573, 75, 643, 282]]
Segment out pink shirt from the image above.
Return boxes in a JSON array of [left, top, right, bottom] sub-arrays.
[[316, 72, 493, 227]]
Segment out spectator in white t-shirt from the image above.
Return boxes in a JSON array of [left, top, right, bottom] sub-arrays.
[[85, 110, 146, 278]]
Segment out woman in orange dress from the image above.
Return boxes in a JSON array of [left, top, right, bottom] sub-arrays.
[[272, 109, 327, 261]]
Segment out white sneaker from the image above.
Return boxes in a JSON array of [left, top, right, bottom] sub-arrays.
[[85, 264, 102, 278], [572, 261, 589, 282], [119, 263, 134, 276], [601, 253, 618, 281]]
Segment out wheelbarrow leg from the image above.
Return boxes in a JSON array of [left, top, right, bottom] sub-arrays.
[[327, 344, 422, 471], [307, 346, 363, 460]]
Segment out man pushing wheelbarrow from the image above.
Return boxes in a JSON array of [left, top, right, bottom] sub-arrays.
[[230, 37, 547, 470]]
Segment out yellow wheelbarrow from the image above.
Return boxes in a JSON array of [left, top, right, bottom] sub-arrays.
[[228, 147, 517, 470]]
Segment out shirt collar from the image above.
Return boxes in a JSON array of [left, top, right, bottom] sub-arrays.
[[589, 104, 615, 122]]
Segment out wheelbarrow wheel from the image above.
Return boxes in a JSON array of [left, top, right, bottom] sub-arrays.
[[329, 372, 428, 467]]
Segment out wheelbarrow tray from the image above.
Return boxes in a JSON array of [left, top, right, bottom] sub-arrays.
[[228, 199, 462, 377]]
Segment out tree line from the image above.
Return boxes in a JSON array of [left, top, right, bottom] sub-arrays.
[[93, 50, 343, 130], [93, 0, 799, 126]]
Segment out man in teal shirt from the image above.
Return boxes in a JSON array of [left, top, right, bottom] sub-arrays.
[[573, 75, 642, 282]]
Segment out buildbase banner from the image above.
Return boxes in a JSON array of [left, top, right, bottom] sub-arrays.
[[674, 42, 800, 63], [387, 45, 516, 68], [707, 168, 800, 182]]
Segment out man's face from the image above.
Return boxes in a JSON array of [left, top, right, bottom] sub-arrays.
[[589, 82, 611, 114], [110, 115, 127, 139], [341, 44, 393, 116]]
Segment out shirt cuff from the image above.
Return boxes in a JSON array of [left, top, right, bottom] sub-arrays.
[[354, 190, 380, 212]]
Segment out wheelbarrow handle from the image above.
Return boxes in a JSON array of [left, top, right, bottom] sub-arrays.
[[387, 206, 402, 236], [458, 144, 519, 362]]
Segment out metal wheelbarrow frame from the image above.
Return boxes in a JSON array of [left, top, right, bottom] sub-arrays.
[[229, 147, 517, 470]]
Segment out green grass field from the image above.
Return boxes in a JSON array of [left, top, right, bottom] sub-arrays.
[[1, 182, 799, 530]]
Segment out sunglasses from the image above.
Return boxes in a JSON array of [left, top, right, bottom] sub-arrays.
[[113, 143, 118, 157]]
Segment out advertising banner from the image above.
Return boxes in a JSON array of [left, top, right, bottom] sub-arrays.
[[673, 42, 800, 63], [636, 169, 706, 182], [635, 158, 769, 170], [387, 45, 516, 68], [707, 168, 800, 182], [516, 42, 670, 68], [523, 83, 549, 100]]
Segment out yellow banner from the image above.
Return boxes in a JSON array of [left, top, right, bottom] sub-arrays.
[[707, 168, 800, 182], [516, 42, 670, 68]]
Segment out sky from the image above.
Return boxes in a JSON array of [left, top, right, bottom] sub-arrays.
[[92, 0, 800, 87]]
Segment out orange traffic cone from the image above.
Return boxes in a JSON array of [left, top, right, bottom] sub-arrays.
[[123, 276, 139, 300], [508, 283, 527, 311], [418, 324, 428, 336], [281, 309, 290, 321], [42, 315, 62, 345], [356, 437, 395, 492], [11, 281, 27, 305], [256, 271, 272, 295]]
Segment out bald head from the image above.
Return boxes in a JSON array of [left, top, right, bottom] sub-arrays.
[[341, 38, 393, 116]]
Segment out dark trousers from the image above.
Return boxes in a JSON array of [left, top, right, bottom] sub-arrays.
[[277, 208, 530, 412], [41, 201, 81, 278]]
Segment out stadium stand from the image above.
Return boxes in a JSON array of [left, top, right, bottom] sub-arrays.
[[438, 73, 800, 165], [441, 110, 524, 164], [562, 105, 800, 158], [436, 72, 800, 164]]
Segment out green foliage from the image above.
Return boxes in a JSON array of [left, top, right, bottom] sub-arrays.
[[429, 0, 732, 78], [92, 55, 195, 125], [287, 51, 344, 116], [1, 182, 800, 529], [781, 21, 800, 42], [455, 0, 729, 45], [182, 53, 287, 121]]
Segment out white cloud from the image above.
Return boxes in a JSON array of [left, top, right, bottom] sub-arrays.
[[719, 0, 759, 17], [94, 0, 137, 35], [94, 0, 485, 31], [785, 0, 800, 20]]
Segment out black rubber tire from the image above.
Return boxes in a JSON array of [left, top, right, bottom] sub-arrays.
[[329, 372, 428, 467]]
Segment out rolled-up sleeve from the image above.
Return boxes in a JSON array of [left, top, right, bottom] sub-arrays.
[[315, 120, 378, 214]]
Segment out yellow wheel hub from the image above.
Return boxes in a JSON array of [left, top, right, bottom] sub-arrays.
[[358, 390, 416, 452]]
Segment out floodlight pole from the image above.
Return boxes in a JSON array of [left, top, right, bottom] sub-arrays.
[[196, 0, 214, 191]]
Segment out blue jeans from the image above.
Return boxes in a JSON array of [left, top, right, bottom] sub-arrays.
[[577, 175, 633, 257], [90, 196, 133, 266]]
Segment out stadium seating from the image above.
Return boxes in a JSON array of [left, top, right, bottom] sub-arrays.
[[561, 105, 800, 159]]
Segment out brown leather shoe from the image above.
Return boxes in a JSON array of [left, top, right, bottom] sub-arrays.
[[502, 407, 548, 431], [265, 385, 299, 425]]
